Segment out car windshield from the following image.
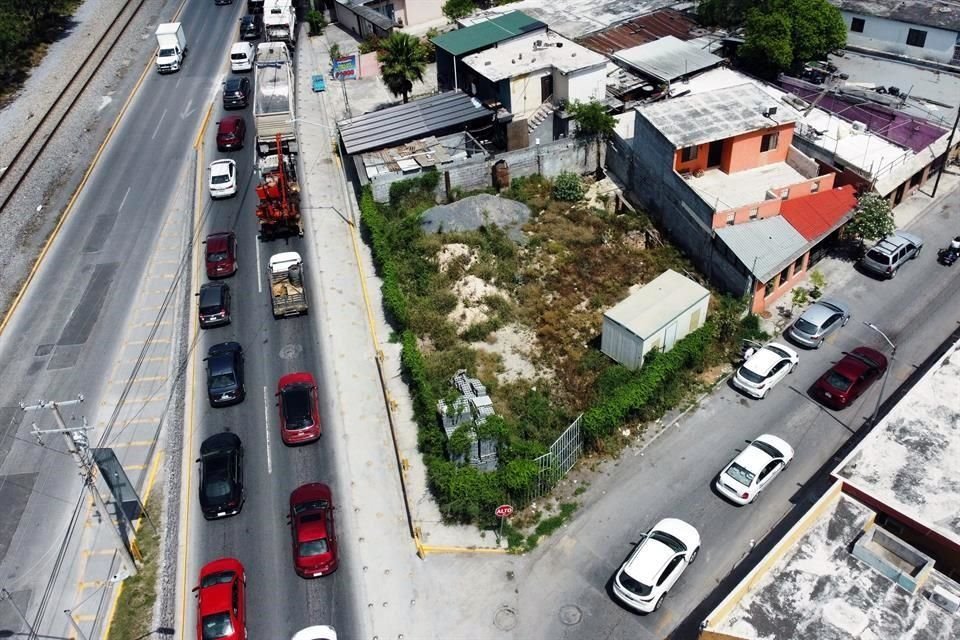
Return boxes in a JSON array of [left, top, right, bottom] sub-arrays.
[[738, 366, 766, 384], [211, 174, 231, 185], [231, 53, 248, 61], [210, 373, 236, 390], [299, 538, 329, 557], [283, 386, 312, 428], [294, 499, 330, 514], [725, 462, 755, 486], [766, 345, 791, 359], [750, 440, 784, 459], [618, 571, 652, 597], [824, 370, 854, 391], [866, 249, 890, 264], [794, 317, 818, 334], [202, 612, 234, 640], [208, 251, 228, 262], [200, 571, 235, 588], [648, 530, 686, 553], [159, 48, 176, 57], [204, 478, 232, 500]]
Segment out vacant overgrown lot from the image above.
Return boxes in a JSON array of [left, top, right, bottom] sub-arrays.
[[362, 174, 760, 526]]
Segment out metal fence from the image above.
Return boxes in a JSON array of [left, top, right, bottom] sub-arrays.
[[522, 414, 583, 504]]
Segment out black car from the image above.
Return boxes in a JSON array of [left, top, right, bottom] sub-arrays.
[[215, 0, 233, 5], [239, 13, 263, 39], [222, 77, 251, 110], [198, 282, 231, 329], [198, 432, 244, 520], [206, 342, 245, 407]]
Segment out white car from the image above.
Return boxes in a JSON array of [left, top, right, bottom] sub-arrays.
[[209, 159, 237, 199], [732, 342, 799, 399], [291, 627, 337, 640], [715, 434, 795, 505], [612, 518, 700, 613]]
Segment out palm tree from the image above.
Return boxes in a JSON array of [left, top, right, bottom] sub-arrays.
[[378, 31, 429, 104], [569, 100, 617, 177]]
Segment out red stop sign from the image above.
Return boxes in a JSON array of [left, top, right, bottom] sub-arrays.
[[495, 504, 514, 518]]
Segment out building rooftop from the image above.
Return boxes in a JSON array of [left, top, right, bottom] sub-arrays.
[[578, 8, 700, 54], [356, 132, 483, 182], [338, 91, 494, 155], [832, 340, 960, 548], [686, 161, 810, 210], [779, 184, 858, 241], [431, 11, 547, 57], [613, 35, 723, 83], [829, 0, 960, 33], [716, 216, 808, 282], [604, 269, 710, 340], [638, 83, 801, 148], [462, 30, 608, 83], [703, 488, 960, 640]]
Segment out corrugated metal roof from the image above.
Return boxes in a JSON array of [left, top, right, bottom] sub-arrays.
[[780, 185, 857, 241], [431, 11, 547, 56], [578, 8, 699, 55], [716, 216, 809, 282], [604, 269, 710, 339], [338, 91, 493, 155], [613, 36, 723, 83], [638, 84, 801, 148]]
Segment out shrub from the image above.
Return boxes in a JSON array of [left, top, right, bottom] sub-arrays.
[[443, 0, 476, 22], [306, 10, 326, 35], [552, 172, 584, 202]]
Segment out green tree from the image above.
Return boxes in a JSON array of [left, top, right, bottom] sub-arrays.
[[739, 10, 794, 75], [697, 0, 755, 27], [846, 192, 895, 247], [568, 100, 616, 176], [443, 0, 476, 22], [378, 31, 429, 103]]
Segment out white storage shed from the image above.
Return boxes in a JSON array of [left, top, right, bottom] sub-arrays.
[[601, 269, 710, 370]]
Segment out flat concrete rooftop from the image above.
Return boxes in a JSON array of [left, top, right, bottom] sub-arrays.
[[462, 30, 607, 82], [687, 161, 808, 210]]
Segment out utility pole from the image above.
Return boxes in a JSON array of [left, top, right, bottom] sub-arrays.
[[863, 322, 897, 427], [20, 396, 140, 579], [931, 105, 960, 198], [64, 609, 90, 640]]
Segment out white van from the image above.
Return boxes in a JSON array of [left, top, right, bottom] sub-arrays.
[[230, 42, 256, 72]]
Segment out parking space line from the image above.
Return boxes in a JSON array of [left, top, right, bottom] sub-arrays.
[[99, 396, 162, 406], [123, 339, 171, 346], [118, 187, 131, 213], [262, 386, 272, 474], [109, 440, 155, 448], [151, 108, 168, 140], [133, 320, 171, 328], [74, 613, 97, 622], [78, 580, 104, 591], [110, 375, 166, 384], [122, 355, 169, 364]]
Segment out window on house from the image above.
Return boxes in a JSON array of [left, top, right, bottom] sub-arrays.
[[907, 29, 927, 48], [749, 208, 759, 220], [793, 255, 804, 274], [726, 212, 736, 226], [681, 145, 699, 162], [781, 189, 790, 200], [764, 279, 775, 297], [779, 266, 790, 285], [850, 17, 865, 33], [810, 180, 820, 193], [761, 131, 779, 152]]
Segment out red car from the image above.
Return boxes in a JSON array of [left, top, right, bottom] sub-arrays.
[[810, 346, 888, 410], [216, 115, 246, 152], [194, 557, 246, 640], [277, 372, 321, 445], [205, 232, 238, 278], [289, 483, 339, 578]]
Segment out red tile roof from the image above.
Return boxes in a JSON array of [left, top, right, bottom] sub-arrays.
[[578, 8, 699, 55], [780, 184, 858, 241]]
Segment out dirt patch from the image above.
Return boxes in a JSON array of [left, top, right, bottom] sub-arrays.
[[471, 323, 541, 384]]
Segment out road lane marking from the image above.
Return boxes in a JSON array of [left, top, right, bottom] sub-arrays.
[[151, 108, 168, 140], [256, 237, 263, 293], [263, 386, 273, 474], [118, 186, 131, 212]]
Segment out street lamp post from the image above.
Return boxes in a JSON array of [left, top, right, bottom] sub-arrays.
[[863, 322, 896, 426]]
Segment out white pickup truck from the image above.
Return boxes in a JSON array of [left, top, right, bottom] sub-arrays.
[[269, 252, 308, 318], [155, 22, 187, 73]]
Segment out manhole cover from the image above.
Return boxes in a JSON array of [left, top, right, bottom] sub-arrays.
[[279, 344, 303, 360], [559, 605, 582, 626], [493, 606, 518, 631]]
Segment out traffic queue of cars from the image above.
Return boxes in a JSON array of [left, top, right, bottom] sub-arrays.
[[193, 9, 338, 639]]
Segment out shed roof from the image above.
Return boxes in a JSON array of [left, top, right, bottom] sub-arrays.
[[780, 185, 858, 241], [716, 216, 808, 282], [830, 0, 960, 33], [613, 36, 723, 83], [578, 8, 699, 54], [431, 11, 547, 56], [462, 30, 607, 83], [338, 91, 493, 155], [638, 83, 801, 148], [604, 269, 709, 339]]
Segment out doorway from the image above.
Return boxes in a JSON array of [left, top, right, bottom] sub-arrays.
[[664, 322, 679, 351], [707, 140, 724, 168], [540, 74, 553, 103]]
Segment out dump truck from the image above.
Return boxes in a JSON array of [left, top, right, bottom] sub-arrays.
[[254, 42, 297, 155], [264, 0, 297, 47], [155, 23, 187, 73], [269, 252, 307, 318], [256, 135, 302, 240]]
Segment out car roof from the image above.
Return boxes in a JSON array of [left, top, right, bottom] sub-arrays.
[[230, 41, 253, 53], [206, 232, 232, 252], [800, 300, 844, 325], [623, 536, 675, 585], [744, 347, 784, 376], [207, 351, 237, 375], [225, 77, 245, 90], [200, 431, 241, 455], [297, 510, 330, 542], [219, 115, 244, 130], [893, 230, 922, 245], [291, 626, 337, 640], [199, 557, 243, 613], [832, 352, 873, 379], [732, 441, 776, 474]]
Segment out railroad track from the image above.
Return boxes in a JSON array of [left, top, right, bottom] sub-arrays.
[[0, 0, 146, 215]]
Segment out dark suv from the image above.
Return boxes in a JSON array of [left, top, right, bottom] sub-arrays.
[[222, 77, 251, 110], [239, 14, 263, 39], [206, 342, 245, 407], [198, 282, 231, 328], [198, 432, 245, 520]]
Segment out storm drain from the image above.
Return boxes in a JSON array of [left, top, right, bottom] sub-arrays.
[[493, 606, 517, 631], [559, 604, 582, 625]]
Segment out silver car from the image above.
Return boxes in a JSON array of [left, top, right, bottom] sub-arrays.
[[859, 231, 923, 279], [787, 298, 851, 349]]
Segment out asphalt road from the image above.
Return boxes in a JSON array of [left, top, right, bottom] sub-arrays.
[[513, 186, 960, 640]]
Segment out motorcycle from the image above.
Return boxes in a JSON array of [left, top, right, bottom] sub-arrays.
[[938, 245, 960, 266]]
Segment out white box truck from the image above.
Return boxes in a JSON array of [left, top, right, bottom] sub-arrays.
[[264, 0, 297, 47], [155, 23, 187, 73]]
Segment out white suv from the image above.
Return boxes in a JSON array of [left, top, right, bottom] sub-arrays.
[[612, 518, 700, 613]]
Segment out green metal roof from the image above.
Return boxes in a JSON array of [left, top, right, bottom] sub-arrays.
[[431, 11, 547, 57]]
